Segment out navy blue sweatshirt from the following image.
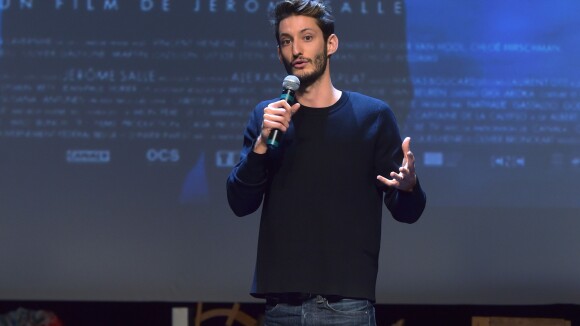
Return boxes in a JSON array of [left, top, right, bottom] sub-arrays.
[[227, 91, 426, 301]]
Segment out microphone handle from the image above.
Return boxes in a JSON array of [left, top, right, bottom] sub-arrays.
[[266, 89, 296, 149]]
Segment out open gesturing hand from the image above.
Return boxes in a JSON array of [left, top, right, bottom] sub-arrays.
[[377, 137, 417, 192]]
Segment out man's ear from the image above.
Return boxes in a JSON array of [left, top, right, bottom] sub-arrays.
[[327, 34, 339, 56], [277, 46, 283, 63]]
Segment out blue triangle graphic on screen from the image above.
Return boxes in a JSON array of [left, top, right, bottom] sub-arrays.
[[179, 152, 209, 204]]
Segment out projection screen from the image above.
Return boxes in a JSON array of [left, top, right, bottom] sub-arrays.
[[1, 0, 579, 305]]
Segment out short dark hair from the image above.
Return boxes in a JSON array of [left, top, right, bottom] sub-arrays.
[[270, 0, 335, 45]]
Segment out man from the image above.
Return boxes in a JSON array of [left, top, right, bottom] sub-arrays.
[[226, 1, 426, 325]]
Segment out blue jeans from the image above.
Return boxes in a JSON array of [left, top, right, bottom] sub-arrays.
[[264, 295, 376, 326]]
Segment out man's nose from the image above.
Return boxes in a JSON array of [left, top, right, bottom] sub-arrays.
[[292, 41, 302, 56]]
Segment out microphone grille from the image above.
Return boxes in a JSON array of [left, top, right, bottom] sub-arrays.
[[282, 75, 300, 91]]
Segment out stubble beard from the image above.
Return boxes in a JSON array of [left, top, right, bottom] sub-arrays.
[[282, 48, 328, 91]]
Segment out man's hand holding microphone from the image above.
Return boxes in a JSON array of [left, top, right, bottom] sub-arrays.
[[254, 75, 301, 154]]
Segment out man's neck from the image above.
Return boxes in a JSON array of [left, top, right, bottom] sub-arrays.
[[296, 75, 342, 108]]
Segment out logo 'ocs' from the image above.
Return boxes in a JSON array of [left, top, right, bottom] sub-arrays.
[[147, 148, 180, 162]]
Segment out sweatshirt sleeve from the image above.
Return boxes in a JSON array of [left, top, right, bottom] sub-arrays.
[[226, 104, 269, 217], [384, 179, 426, 224], [375, 104, 427, 223]]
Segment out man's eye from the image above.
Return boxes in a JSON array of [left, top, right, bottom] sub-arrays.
[[304, 35, 313, 41]]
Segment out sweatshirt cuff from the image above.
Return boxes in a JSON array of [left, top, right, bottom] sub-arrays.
[[236, 151, 268, 185]]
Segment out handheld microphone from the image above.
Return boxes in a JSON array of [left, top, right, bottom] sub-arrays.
[[266, 75, 300, 149]]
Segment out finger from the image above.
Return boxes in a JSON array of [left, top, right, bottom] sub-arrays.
[[265, 101, 291, 120], [263, 116, 289, 131], [406, 150, 415, 164], [266, 102, 297, 119], [264, 106, 289, 122], [270, 99, 289, 108], [390, 171, 404, 182], [399, 167, 416, 184], [290, 103, 301, 115], [264, 110, 289, 122], [402, 136, 411, 152], [281, 102, 300, 119], [406, 151, 416, 173], [398, 165, 417, 189], [377, 175, 398, 187], [273, 99, 296, 113], [264, 105, 287, 116]]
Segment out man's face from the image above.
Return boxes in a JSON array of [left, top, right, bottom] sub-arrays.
[[277, 15, 328, 89]]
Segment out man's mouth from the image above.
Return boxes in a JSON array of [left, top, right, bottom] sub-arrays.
[[292, 58, 308, 69]]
